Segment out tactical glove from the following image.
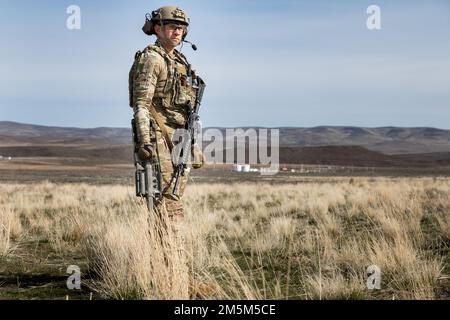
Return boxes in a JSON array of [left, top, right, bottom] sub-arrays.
[[191, 144, 205, 169], [137, 143, 154, 161]]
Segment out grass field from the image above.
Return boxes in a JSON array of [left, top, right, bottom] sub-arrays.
[[0, 177, 449, 299]]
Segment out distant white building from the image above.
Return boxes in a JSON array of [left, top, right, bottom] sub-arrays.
[[233, 164, 251, 172], [260, 167, 278, 174]]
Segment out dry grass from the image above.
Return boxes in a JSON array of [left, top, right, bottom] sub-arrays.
[[80, 206, 190, 299], [0, 177, 449, 299], [0, 205, 22, 256]]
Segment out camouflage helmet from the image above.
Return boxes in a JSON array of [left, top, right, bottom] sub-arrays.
[[142, 6, 190, 37]]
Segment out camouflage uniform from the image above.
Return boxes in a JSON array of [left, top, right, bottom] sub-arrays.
[[129, 39, 200, 218]]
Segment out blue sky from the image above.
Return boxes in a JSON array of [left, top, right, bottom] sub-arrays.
[[1, 0, 449, 129]]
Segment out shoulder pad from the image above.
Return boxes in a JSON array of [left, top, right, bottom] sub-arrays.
[[133, 46, 162, 62], [145, 44, 169, 59]]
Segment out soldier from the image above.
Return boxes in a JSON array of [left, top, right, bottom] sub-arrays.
[[129, 6, 204, 219]]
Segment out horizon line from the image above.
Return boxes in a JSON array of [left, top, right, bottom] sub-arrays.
[[0, 120, 449, 131]]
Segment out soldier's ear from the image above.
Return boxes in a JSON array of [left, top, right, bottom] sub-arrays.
[[154, 23, 161, 35]]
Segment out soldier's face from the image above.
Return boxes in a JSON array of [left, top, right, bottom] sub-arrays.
[[155, 23, 185, 47]]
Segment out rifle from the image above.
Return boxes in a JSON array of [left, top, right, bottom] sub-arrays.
[[172, 76, 206, 197], [131, 118, 161, 212]]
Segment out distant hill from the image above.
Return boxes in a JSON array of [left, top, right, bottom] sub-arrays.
[[1, 121, 449, 168], [1, 121, 449, 154], [0, 121, 131, 145], [279, 146, 450, 167], [277, 126, 450, 154], [210, 126, 450, 154]]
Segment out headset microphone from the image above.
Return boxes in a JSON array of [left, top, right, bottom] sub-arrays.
[[183, 40, 197, 51]]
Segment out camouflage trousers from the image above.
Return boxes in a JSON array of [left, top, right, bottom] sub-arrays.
[[150, 124, 189, 218]]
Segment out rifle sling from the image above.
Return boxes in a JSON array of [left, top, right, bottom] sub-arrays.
[[148, 103, 174, 153]]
